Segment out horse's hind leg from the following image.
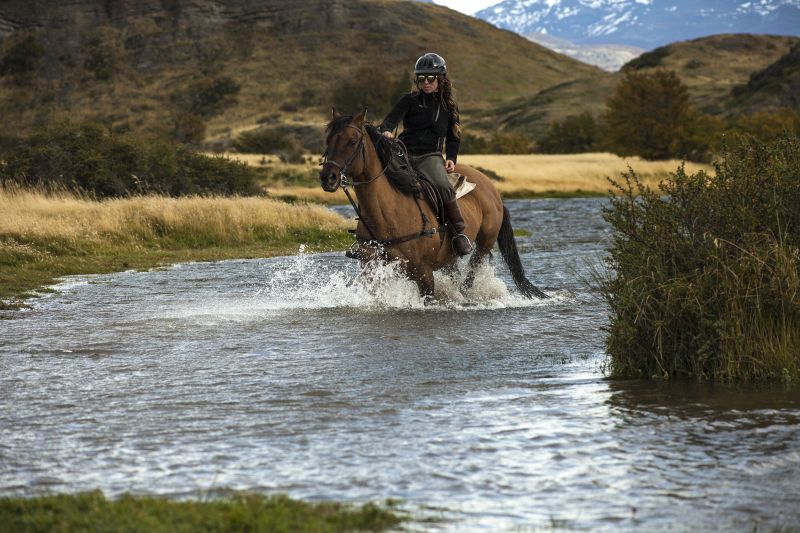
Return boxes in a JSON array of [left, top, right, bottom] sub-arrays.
[[463, 244, 492, 292]]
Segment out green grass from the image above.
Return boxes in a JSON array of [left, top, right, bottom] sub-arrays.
[[0, 491, 405, 533], [0, 231, 351, 311]]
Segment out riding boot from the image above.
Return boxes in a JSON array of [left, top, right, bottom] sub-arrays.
[[443, 199, 473, 256]]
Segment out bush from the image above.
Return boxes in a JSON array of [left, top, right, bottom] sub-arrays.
[[171, 76, 240, 118], [0, 35, 44, 77], [622, 46, 670, 71], [332, 66, 409, 118], [459, 131, 533, 154], [599, 134, 800, 382], [0, 120, 262, 198], [537, 112, 601, 153]]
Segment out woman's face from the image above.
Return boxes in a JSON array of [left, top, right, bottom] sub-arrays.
[[417, 75, 439, 94]]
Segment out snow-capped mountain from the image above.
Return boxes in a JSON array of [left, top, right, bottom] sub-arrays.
[[474, 0, 800, 49]]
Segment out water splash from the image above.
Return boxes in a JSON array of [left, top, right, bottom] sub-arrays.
[[248, 250, 557, 312]]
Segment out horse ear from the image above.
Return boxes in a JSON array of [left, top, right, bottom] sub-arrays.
[[353, 107, 368, 126], [331, 107, 342, 120]]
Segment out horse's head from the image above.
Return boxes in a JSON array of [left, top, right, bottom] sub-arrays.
[[319, 108, 368, 192]]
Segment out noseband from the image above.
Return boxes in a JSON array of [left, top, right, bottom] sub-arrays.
[[320, 124, 384, 189]]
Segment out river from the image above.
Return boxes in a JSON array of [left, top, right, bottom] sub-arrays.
[[2, 198, 799, 531]]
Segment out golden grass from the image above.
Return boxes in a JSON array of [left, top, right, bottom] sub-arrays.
[[0, 188, 350, 245], [217, 151, 713, 200], [457, 153, 714, 195], [0, 188, 354, 304]]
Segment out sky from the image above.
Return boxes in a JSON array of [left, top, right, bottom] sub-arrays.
[[433, 0, 501, 15]]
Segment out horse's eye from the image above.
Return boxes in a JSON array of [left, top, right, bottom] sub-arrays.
[[348, 139, 357, 146]]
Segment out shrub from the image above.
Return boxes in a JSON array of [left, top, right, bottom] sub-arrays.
[[599, 134, 800, 382], [459, 131, 533, 154], [0, 35, 44, 77], [537, 112, 601, 153], [0, 120, 261, 198], [622, 46, 670, 71], [171, 76, 240, 118], [332, 66, 409, 118]]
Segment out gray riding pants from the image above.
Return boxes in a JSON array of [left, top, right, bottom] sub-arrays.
[[409, 153, 455, 203]]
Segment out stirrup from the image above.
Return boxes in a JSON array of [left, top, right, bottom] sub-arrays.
[[451, 233, 473, 256]]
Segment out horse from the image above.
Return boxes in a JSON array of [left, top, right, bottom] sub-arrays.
[[319, 108, 546, 300]]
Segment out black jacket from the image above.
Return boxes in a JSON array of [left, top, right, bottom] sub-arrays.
[[379, 91, 461, 163]]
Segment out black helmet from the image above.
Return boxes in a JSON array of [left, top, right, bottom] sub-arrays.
[[414, 52, 447, 76]]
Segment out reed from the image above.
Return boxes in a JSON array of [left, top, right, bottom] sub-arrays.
[[599, 134, 800, 382], [0, 188, 352, 304], [0, 491, 404, 532]]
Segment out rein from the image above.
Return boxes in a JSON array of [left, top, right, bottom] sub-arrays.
[[321, 124, 445, 251]]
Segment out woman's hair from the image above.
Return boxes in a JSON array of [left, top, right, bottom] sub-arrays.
[[412, 75, 462, 139]]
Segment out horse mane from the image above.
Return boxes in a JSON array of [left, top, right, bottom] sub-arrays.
[[325, 116, 385, 162]]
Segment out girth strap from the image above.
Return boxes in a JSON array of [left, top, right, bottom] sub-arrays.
[[343, 186, 445, 251]]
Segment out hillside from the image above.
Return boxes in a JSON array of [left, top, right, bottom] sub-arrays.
[[0, 0, 603, 147], [622, 34, 800, 114], [478, 33, 800, 138], [729, 41, 800, 114]]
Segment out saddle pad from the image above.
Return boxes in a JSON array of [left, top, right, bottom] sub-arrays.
[[448, 172, 477, 199]]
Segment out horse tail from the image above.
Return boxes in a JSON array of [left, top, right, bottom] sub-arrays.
[[497, 204, 547, 299]]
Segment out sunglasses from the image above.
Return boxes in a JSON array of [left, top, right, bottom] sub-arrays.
[[416, 75, 439, 84]]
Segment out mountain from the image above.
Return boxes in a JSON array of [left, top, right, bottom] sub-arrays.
[[526, 32, 643, 71], [472, 34, 800, 137], [475, 0, 800, 49], [0, 0, 602, 145], [622, 34, 799, 114]]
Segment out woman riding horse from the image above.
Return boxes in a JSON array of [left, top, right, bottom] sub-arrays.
[[379, 52, 472, 256]]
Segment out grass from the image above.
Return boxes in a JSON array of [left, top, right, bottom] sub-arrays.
[[219, 151, 714, 201], [0, 491, 405, 532], [0, 187, 353, 307]]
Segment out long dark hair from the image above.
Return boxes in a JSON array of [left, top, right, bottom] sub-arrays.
[[412, 75, 461, 139]]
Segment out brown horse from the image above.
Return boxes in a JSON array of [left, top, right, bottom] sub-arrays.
[[319, 109, 546, 300]]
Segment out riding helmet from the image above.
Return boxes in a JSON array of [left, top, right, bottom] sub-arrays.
[[414, 52, 447, 76]]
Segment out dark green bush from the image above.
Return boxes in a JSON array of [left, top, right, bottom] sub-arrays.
[[537, 112, 602, 153], [600, 134, 800, 382], [171, 76, 240, 118], [0, 120, 261, 197], [622, 46, 670, 71], [459, 131, 533, 154], [0, 35, 44, 77]]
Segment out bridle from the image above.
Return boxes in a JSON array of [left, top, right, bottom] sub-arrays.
[[320, 124, 385, 190], [320, 123, 444, 250]]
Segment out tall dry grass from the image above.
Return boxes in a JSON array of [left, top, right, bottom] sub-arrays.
[[0, 188, 350, 248], [457, 153, 713, 195], [219, 151, 714, 200]]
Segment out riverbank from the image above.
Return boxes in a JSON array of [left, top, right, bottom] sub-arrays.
[[0, 188, 353, 308], [0, 491, 404, 532], [220, 152, 713, 203]]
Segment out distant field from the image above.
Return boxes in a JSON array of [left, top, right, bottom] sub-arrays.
[[218, 152, 713, 201], [458, 153, 713, 196]]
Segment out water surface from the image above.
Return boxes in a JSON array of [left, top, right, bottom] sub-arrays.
[[2, 198, 798, 531]]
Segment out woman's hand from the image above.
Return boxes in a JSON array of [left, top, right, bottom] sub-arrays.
[[445, 159, 456, 173], [382, 131, 394, 139]]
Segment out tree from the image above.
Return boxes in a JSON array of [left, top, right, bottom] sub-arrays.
[[604, 70, 694, 160]]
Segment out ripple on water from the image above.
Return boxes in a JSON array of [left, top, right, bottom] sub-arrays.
[[1, 198, 799, 531]]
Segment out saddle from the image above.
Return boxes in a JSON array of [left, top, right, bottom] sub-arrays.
[[367, 128, 475, 222]]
